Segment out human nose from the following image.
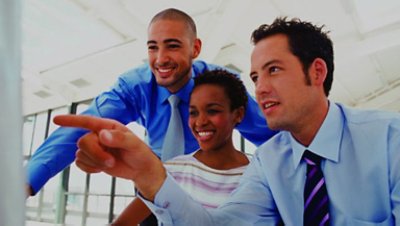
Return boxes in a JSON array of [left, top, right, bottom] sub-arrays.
[[195, 113, 209, 127], [255, 74, 271, 97], [155, 48, 170, 65]]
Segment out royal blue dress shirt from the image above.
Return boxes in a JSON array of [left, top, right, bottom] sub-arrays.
[[145, 102, 400, 226], [26, 60, 277, 194]]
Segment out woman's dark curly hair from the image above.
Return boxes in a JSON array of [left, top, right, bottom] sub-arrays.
[[192, 69, 248, 112]]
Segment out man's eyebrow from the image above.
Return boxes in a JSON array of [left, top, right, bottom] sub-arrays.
[[249, 59, 282, 77], [147, 39, 183, 45], [163, 38, 182, 44], [260, 59, 282, 72]]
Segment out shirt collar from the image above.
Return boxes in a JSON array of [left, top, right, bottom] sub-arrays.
[[291, 102, 343, 168], [158, 70, 195, 105]]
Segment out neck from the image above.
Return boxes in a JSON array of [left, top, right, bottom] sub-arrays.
[[194, 140, 247, 170], [167, 73, 192, 94], [291, 100, 329, 147]]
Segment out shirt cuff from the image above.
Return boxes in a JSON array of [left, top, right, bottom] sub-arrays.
[[26, 163, 52, 195], [139, 173, 189, 225]]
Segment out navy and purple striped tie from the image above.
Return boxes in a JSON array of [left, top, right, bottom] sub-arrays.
[[303, 150, 330, 226]]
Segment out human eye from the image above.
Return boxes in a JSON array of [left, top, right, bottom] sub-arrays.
[[269, 66, 281, 74], [189, 109, 198, 117], [250, 73, 258, 83], [207, 109, 221, 115], [167, 43, 181, 49], [147, 44, 158, 51]]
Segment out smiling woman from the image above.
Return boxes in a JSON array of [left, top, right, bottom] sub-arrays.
[[108, 69, 250, 225]]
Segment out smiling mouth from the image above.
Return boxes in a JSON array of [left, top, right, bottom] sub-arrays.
[[264, 102, 278, 109], [195, 130, 215, 142], [198, 131, 214, 137], [158, 68, 173, 73]]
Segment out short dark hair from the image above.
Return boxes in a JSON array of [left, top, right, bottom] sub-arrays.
[[193, 69, 248, 112], [150, 8, 197, 38], [251, 17, 334, 96]]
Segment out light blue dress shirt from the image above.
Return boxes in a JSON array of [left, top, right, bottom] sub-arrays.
[[145, 102, 400, 226], [26, 60, 277, 194]]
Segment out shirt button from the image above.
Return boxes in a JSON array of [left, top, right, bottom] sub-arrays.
[[155, 209, 164, 215], [163, 201, 170, 208]]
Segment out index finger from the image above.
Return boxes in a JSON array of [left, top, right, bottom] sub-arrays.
[[54, 115, 128, 133]]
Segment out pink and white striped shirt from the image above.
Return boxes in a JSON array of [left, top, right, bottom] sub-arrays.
[[164, 150, 248, 209]]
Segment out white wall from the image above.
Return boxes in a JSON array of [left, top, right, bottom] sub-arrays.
[[0, 0, 25, 225]]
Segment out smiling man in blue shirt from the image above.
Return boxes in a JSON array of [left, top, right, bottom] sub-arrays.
[[25, 8, 276, 198], [54, 17, 400, 225]]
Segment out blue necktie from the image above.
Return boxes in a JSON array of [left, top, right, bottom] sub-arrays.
[[161, 95, 185, 161], [303, 150, 330, 226]]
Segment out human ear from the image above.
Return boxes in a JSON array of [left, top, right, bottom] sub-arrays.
[[311, 58, 327, 86], [192, 38, 202, 59], [234, 106, 245, 125]]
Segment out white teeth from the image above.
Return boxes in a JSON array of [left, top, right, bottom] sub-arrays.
[[159, 68, 172, 73], [264, 102, 277, 109], [198, 131, 213, 137]]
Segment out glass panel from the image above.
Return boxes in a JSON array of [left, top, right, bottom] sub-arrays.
[[68, 163, 88, 194], [114, 178, 135, 215], [115, 178, 135, 196], [48, 107, 69, 134], [64, 199, 83, 226], [86, 195, 111, 221], [25, 111, 49, 221], [39, 107, 70, 222], [30, 112, 49, 152], [40, 174, 61, 216], [76, 101, 91, 114], [86, 216, 109, 226], [244, 139, 257, 156], [232, 129, 242, 151], [23, 115, 36, 157], [25, 193, 40, 220], [89, 174, 112, 195], [113, 195, 135, 217], [25, 106, 69, 224]]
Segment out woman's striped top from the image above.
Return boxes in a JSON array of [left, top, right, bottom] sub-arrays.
[[164, 150, 248, 209]]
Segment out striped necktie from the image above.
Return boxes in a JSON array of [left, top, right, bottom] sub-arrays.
[[161, 95, 185, 161], [303, 150, 330, 226]]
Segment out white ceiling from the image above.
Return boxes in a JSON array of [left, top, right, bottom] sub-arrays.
[[21, 0, 400, 115]]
